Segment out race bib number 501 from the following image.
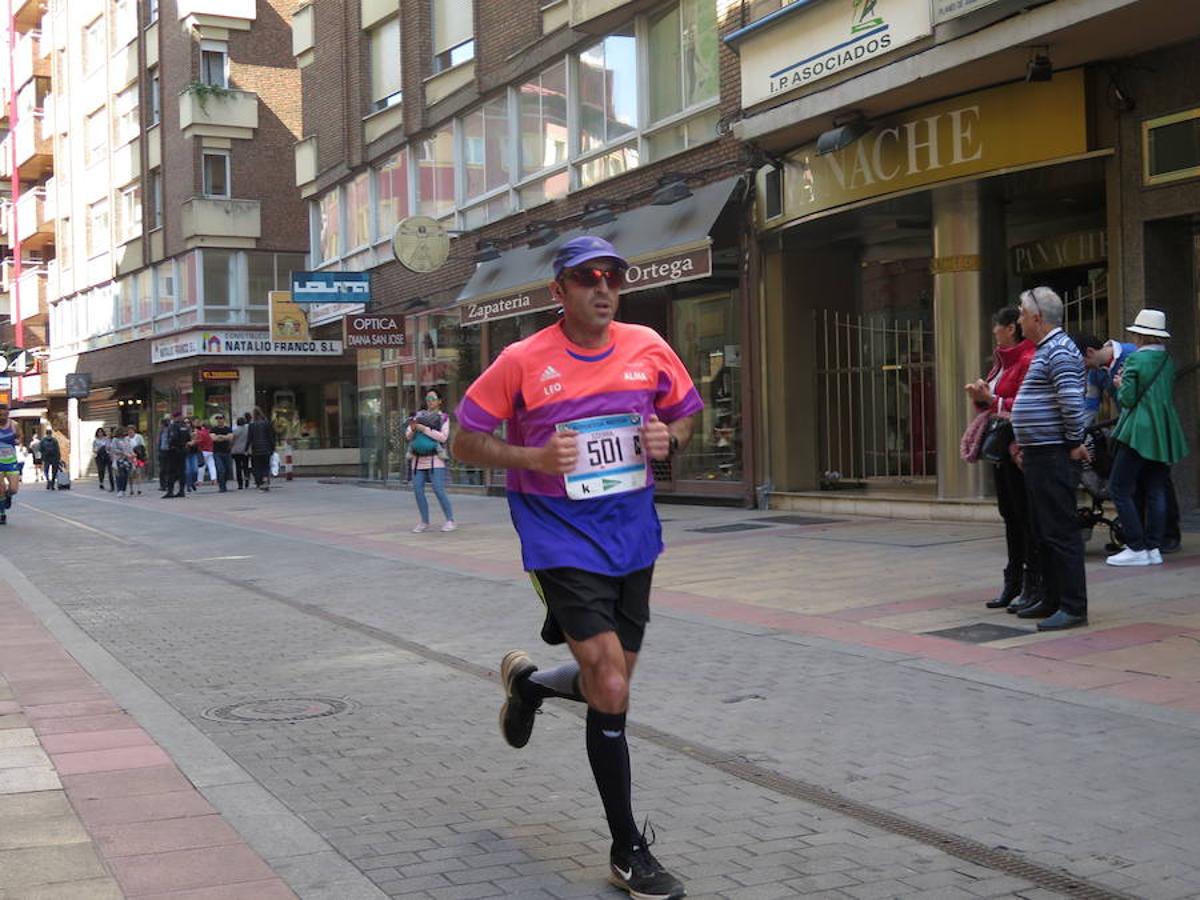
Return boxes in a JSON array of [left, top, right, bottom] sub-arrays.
[[557, 413, 648, 500]]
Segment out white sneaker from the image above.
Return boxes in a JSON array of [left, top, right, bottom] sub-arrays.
[[412, 523, 429, 533], [117, 490, 125, 497], [1106, 547, 1151, 567], [1148, 548, 1163, 565], [441, 520, 457, 532]]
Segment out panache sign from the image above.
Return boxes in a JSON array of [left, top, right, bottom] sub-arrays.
[[732, 0, 932, 108], [151, 330, 344, 363], [459, 246, 712, 325], [758, 71, 1089, 229], [344, 314, 406, 348]]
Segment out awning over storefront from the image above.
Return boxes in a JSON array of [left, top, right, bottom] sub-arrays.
[[7, 407, 48, 419], [456, 176, 743, 326]]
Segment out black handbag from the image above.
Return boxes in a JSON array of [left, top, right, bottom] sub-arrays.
[[980, 417, 1014, 463]]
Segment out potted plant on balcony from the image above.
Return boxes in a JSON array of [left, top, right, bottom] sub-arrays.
[[183, 80, 234, 113]]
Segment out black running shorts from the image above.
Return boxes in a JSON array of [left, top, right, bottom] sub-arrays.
[[529, 565, 654, 653]]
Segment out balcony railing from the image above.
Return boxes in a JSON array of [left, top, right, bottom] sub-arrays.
[[17, 267, 48, 322], [180, 196, 261, 248], [178, 87, 258, 140], [15, 189, 53, 246], [13, 32, 49, 92]]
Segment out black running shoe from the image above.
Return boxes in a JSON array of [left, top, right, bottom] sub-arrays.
[[609, 829, 685, 900], [498, 649, 540, 749]]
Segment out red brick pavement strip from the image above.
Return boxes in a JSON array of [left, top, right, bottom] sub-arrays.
[[0, 582, 298, 899]]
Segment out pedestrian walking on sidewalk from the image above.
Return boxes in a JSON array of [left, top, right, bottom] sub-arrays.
[[156, 417, 171, 491], [28, 435, 43, 482], [93, 428, 115, 491], [231, 415, 251, 489], [1105, 310, 1189, 568], [405, 390, 455, 533], [963, 307, 1038, 611], [248, 407, 276, 491], [210, 414, 233, 492], [162, 412, 191, 499], [1011, 287, 1090, 632], [452, 235, 699, 900], [109, 427, 134, 498], [39, 428, 62, 489], [193, 420, 217, 486], [0, 404, 22, 524]]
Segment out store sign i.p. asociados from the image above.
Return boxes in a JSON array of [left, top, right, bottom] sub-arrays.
[[731, 0, 932, 108]]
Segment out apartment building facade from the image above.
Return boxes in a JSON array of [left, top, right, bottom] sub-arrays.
[[0, 0, 54, 430], [25, 0, 354, 478], [728, 0, 1200, 517], [296, 0, 759, 502]]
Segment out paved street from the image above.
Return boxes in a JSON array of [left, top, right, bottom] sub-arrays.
[[0, 480, 1198, 899]]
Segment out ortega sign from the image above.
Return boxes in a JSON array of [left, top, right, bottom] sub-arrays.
[[730, 0, 932, 108], [459, 246, 713, 325]]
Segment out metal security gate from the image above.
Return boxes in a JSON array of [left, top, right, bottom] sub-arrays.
[[815, 310, 936, 484], [1062, 280, 1108, 340]]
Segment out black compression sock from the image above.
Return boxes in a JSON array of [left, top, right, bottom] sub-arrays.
[[585, 708, 639, 851]]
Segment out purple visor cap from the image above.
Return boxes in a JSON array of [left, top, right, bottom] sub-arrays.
[[552, 236, 629, 278]]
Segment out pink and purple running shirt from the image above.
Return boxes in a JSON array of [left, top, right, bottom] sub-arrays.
[[457, 320, 703, 576]]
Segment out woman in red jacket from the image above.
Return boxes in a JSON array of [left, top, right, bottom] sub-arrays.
[[965, 307, 1037, 609]]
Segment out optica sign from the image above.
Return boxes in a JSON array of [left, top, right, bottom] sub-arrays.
[[344, 314, 407, 348]]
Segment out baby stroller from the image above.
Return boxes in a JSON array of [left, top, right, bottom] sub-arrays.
[[1077, 418, 1125, 549]]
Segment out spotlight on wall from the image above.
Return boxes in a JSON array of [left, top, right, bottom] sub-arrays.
[[526, 221, 559, 247], [474, 240, 501, 263], [1026, 47, 1053, 83], [651, 175, 692, 206], [580, 202, 617, 228], [816, 114, 871, 155]]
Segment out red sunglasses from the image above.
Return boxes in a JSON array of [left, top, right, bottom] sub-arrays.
[[563, 266, 625, 289]]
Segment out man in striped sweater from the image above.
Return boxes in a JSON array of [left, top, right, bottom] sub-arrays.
[[1011, 286, 1090, 631]]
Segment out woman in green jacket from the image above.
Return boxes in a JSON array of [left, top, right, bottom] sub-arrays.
[[1106, 310, 1189, 567]]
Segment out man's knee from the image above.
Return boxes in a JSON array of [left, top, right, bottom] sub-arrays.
[[583, 663, 629, 713]]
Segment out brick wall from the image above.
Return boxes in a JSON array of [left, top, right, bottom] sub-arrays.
[[301, 0, 749, 316]]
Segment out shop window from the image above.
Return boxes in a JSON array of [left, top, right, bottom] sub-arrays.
[[462, 95, 511, 202], [648, 0, 718, 119], [431, 0, 474, 73], [671, 293, 741, 483], [369, 16, 403, 111], [346, 171, 371, 250], [376, 151, 410, 240], [577, 27, 638, 156], [315, 189, 340, 263], [1143, 109, 1200, 186], [416, 128, 455, 220], [519, 61, 567, 179]]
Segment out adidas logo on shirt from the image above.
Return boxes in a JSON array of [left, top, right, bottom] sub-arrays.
[[540, 365, 561, 381]]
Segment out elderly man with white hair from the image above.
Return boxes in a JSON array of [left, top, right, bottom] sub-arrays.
[[1010, 286, 1091, 631]]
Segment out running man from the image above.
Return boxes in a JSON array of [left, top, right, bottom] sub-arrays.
[[0, 405, 22, 524], [453, 235, 700, 900]]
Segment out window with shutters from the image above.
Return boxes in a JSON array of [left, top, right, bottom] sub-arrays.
[[369, 16, 402, 111], [431, 0, 474, 73]]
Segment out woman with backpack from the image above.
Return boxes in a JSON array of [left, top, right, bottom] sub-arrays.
[[405, 389, 455, 533]]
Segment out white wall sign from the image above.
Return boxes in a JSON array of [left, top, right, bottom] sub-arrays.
[[933, 0, 1004, 24], [151, 330, 344, 364], [734, 0, 933, 108]]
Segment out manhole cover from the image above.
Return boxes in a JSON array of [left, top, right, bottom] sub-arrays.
[[203, 697, 355, 723], [924, 623, 1030, 643], [688, 523, 774, 534], [752, 515, 841, 526]]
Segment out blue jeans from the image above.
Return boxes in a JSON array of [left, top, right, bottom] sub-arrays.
[[413, 466, 453, 524], [1109, 442, 1169, 551], [214, 454, 230, 490], [185, 453, 199, 488]]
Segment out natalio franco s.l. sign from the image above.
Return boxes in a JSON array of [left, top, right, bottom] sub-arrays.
[[735, 0, 932, 107]]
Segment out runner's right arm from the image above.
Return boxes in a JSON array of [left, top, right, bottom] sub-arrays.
[[452, 429, 577, 476]]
